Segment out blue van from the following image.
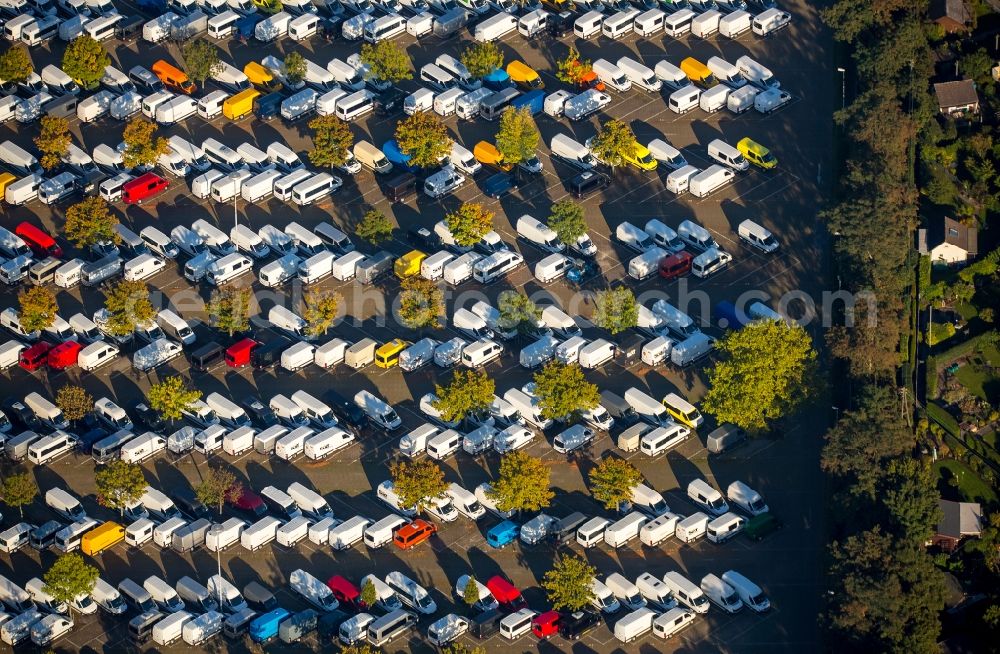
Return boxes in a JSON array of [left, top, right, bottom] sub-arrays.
[[249, 608, 290, 643], [235, 15, 261, 41], [483, 68, 514, 92], [511, 90, 545, 116], [254, 92, 283, 121], [381, 140, 418, 173], [76, 427, 110, 455], [487, 520, 520, 548]]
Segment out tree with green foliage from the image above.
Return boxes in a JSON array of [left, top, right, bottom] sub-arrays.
[[555, 46, 591, 86], [399, 276, 444, 329], [104, 279, 156, 337], [61, 35, 109, 90], [432, 369, 495, 424], [488, 451, 553, 514], [443, 644, 486, 654], [284, 52, 306, 85], [461, 41, 503, 79], [395, 111, 452, 168], [95, 460, 147, 516], [548, 200, 587, 245], [360, 579, 378, 610], [592, 287, 638, 335], [589, 458, 643, 510], [360, 40, 412, 83], [589, 120, 637, 170], [308, 115, 354, 168], [533, 360, 600, 422], [181, 38, 221, 85], [148, 377, 201, 422], [0, 46, 32, 84], [64, 197, 119, 249], [389, 459, 448, 515], [495, 106, 539, 168], [1, 473, 37, 518], [341, 645, 380, 654], [43, 554, 99, 616], [34, 116, 71, 170], [703, 320, 818, 433], [462, 576, 480, 607], [542, 554, 596, 612], [445, 202, 494, 248], [355, 209, 393, 245], [958, 47, 993, 86], [18, 286, 57, 333], [497, 290, 542, 336], [303, 288, 342, 337], [207, 286, 252, 337], [825, 527, 946, 653], [56, 385, 93, 423], [879, 458, 941, 543], [121, 117, 169, 170], [196, 467, 239, 516]]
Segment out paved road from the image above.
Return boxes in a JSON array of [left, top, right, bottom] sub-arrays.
[[0, 0, 833, 651]]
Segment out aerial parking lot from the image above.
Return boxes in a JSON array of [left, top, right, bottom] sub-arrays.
[[0, 0, 833, 650]]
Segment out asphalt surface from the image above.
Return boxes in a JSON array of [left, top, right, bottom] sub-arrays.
[[0, 0, 834, 651]]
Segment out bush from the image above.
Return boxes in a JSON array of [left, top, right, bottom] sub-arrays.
[[929, 322, 956, 346], [926, 355, 939, 398], [927, 402, 960, 437]]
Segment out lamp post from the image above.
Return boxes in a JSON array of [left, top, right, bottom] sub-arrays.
[[836, 67, 846, 109]]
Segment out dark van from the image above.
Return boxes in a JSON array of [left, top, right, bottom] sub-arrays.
[[382, 172, 416, 203], [190, 341, 224, 371]]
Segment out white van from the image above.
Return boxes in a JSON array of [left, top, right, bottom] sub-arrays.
[[602, 7, 638, 38], [618, 57, 661, 92], [460, 339, 503, 368], [707, 139, 749, 171], [664, 8, 695, 36], [335, 90, 375, 121], [652, 607, 696, 639], [206, 253, 252, 286], [721, 571, 769, 612], [662, 572, 709, 614], [592, 58, 631, 92], [691, 247, 732, 278], [668, 85, 700, 114], [291, 172, 340, 205]]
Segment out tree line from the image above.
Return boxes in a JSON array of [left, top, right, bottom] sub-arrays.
[[820, 1, 948, 651]]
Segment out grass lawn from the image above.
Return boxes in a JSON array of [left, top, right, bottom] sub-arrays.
[[982, 342, 1000, 367], [956, 302, 979, 321], [955, 363, 993, 401], [934, 459, 998, 504]]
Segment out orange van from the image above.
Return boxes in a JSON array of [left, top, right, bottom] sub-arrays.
[[152, 60, 196, 95]]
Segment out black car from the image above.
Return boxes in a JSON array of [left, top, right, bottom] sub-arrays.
[[559, 610, 601, 640], [570, 170, 611, 199], [242, 396, 279, 427], [244, 582, 279, 612], [374, 87, 406, 115], [325, 390, 368, 431], [547, 10, 573, 37], [2, 399, 42, 431], [133, 402, 166, 432], [173, 488, 211, 522], [483, 172, 520, 199], [407, 227, 441, 252]]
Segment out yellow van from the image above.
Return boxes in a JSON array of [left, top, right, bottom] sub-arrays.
[[662, 393, 704, 429], [81, 522, 125, 556], [473, 141, 513, 172], [375, 339, 410, 369], [680, 57, 717, 90], [506, 60, 544, 91], [737, 137, 778, 170], [223, 88, 261, 121], [394, 250, 427, 279], [0, 172, 18, 201], [244, 62, 282, 93], [624, 142, 658, 171]]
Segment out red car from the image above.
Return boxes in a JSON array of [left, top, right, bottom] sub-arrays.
[[659, 251, 693, 280], [225, 338, 257, 367], [19, 342, 52, 371], [47, 340, 82, 369], [122, 172, 169, 204], [531, 610, 560, 639], [16, 221, 63, 259], [486, 575, 528, 612], [326, 575, 362, 610], [228, 485, 266, 518]]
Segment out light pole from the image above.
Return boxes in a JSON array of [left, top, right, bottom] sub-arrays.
[[836, 67, 846, 110]]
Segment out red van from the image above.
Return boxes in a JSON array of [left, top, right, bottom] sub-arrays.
[[659, 251, 693, 280], [16, 222, 63, 258], [392, 519, 438, 550], [19, 342, 52, 371], [47, 340, 82, 369], [226, 338, 258, 367], [122, 172, 169, 205], [531, 610, 560, 639], [486, 575, 528, 612], [325, 575, 361, 609]]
